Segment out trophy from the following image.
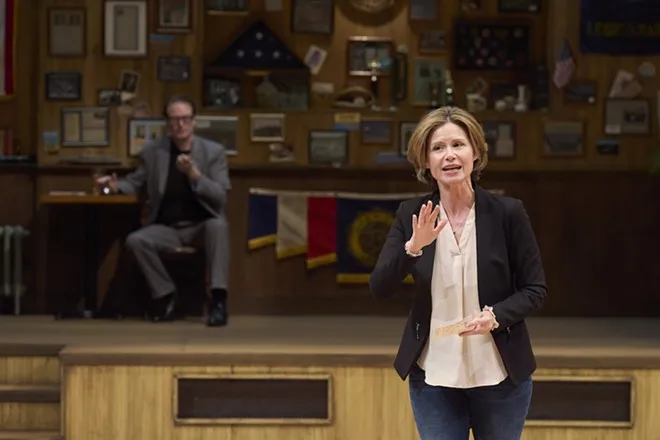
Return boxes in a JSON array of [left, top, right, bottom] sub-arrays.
[[368, 59, 382, 110]]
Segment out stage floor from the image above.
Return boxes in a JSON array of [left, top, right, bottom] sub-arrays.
[[0, 316, 659, 369]]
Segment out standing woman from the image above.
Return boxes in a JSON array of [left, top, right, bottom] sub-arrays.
[[370, 106, 547, 440]]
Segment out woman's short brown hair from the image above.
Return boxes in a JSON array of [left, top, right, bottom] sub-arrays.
[[406, 106, 488, 185]]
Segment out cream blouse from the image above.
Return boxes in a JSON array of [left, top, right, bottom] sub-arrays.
[[417, 203, 507, 388]]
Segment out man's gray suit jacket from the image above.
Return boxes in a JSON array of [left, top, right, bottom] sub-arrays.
[[116, 136, 231, 224]]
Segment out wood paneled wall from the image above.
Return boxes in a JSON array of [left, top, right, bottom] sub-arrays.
[[0, 0, 658, 317], [28, 0, 659, 170]]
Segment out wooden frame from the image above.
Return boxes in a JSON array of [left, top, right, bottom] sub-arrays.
[[195, 115, 239, 156], [604, 98, 651, 135], [172, 372, 333, 425], [563, 80, 597, 105], [399, 122, 417, 156], [156, 0, 192, 33], [418, 30, 446, 54], [526, 374, 634, 428], [45, 72, 82, 101], [360, 119, 393, 145], [411, 56, 447, 106], [347, 37, 393, 77], [498, 0, 541, 13], [250, 113, 285, 142], [127, 118, 167, 157], [291, 0, 333, 34], [308, 130, 349, 165], [482, 120, 516, 159], [47, 7, 86, 57], [542, 120, 585, 157], [103, 1, 148, 57], [60, 107, 110, 147]]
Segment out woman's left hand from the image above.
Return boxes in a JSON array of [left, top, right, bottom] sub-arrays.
[[459, 311, 495, 336]]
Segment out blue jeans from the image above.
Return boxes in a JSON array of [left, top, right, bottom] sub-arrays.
[[408, 365, 532, 440]]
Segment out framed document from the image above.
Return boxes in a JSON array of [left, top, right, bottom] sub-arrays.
[[291, 0, 333, 34], [127, 118, 167, 157], [48, 7, 86, 57], [308, 130, 348, 165], [45, 72, 82, 101], [249, 113, 285, 142], [60, 107, 110, 147], [157, 56, 191, 82], [104, 1, 147, 57], [157, 0, 192, 33], [195, 115, 238, 156]]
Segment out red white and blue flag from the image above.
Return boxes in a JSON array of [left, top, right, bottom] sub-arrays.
[[553, 40, 575, 89]]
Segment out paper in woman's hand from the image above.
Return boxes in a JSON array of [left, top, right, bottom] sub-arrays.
[[433, 319, 473, 338]]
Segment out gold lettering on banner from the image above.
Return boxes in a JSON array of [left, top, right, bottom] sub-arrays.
[[587, 22, 660, 37]]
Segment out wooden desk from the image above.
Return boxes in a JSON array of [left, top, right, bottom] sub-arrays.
[[40, 193, 139, 318]]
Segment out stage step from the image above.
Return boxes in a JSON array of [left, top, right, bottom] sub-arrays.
[[0, 431, 62, 440], [0, 350, 62, 433]]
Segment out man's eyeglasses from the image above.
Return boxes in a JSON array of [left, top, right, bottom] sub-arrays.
[[168, 115, 194, 125]]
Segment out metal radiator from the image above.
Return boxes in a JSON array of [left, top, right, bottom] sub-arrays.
[[0, 226, 29, 315]]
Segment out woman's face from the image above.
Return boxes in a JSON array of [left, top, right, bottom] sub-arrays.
[[426, 122, 476, 187]]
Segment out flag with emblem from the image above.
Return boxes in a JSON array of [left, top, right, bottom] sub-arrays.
[[306, 194, 337, 269], [247, 188, 278, 250], [0, 0, 17, 100], [553, 40, 575, 89], [335, 193, 419, 284], [276, 191, 308, 259]]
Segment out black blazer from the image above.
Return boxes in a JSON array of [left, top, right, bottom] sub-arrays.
[[370, 185, 547, 386]]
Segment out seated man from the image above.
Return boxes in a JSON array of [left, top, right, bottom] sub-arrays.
[[96, 95, 231, 326]]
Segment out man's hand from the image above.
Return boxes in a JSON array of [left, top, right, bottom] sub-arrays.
[[96, 173, 118, 193], [176, 154, 200, 181]]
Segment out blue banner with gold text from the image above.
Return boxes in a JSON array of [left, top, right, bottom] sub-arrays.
[[580, 0, 660, 54]]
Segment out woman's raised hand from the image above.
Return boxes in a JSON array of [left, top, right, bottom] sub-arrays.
[[408, 201, 447, 253]]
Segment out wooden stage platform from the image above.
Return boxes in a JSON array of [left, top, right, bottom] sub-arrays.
[[1, 316, 659, 368], [0, 316, 659, 440]]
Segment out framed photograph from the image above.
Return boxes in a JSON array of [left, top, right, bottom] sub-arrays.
[[409, 0, 438, 20], [48, 7, 86, 57], [360, 119, 393, 145], [203, 77, 242, 109], [157, 0, 192, 33], [419, 30, 446, 54], [127, 118, 167, 157], [482, 121, 516, 159], [61, 107, 110, 147], [347, 37, 393, 76], [291, 0, 333, 34], [604, 98, 650, 135], [564, 81, 597, 105], [308, 130, 349, 165], [498, 0, 541, 13], [304, 46, 328, 75], [119, 70, 140, 94], [412, 57, 447, 106], [399, 122, 417, 156], [45, 72, 82, 101], [250, 113, 285, 142], [104, 1, 147, 57], [157, 56, 191, 82], [205, 0, 248, 13], [98, 89, 122, 106], [542, 121, 584, 157], [195, 115, 239, 156]]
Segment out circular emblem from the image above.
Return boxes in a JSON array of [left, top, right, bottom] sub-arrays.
[[348, 209, 394, 267]]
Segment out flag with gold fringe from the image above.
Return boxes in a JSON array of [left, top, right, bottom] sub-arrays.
[[276, 192, 308, 259], [247, 188, 278, 250], [335, 193, 421, 284], [306, 195, 337, 269], [0, 0, 17, 99]]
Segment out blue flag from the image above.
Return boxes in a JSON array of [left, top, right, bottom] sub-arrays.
[[335, 193, 408, 284], [247, 188, 278, 249]]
